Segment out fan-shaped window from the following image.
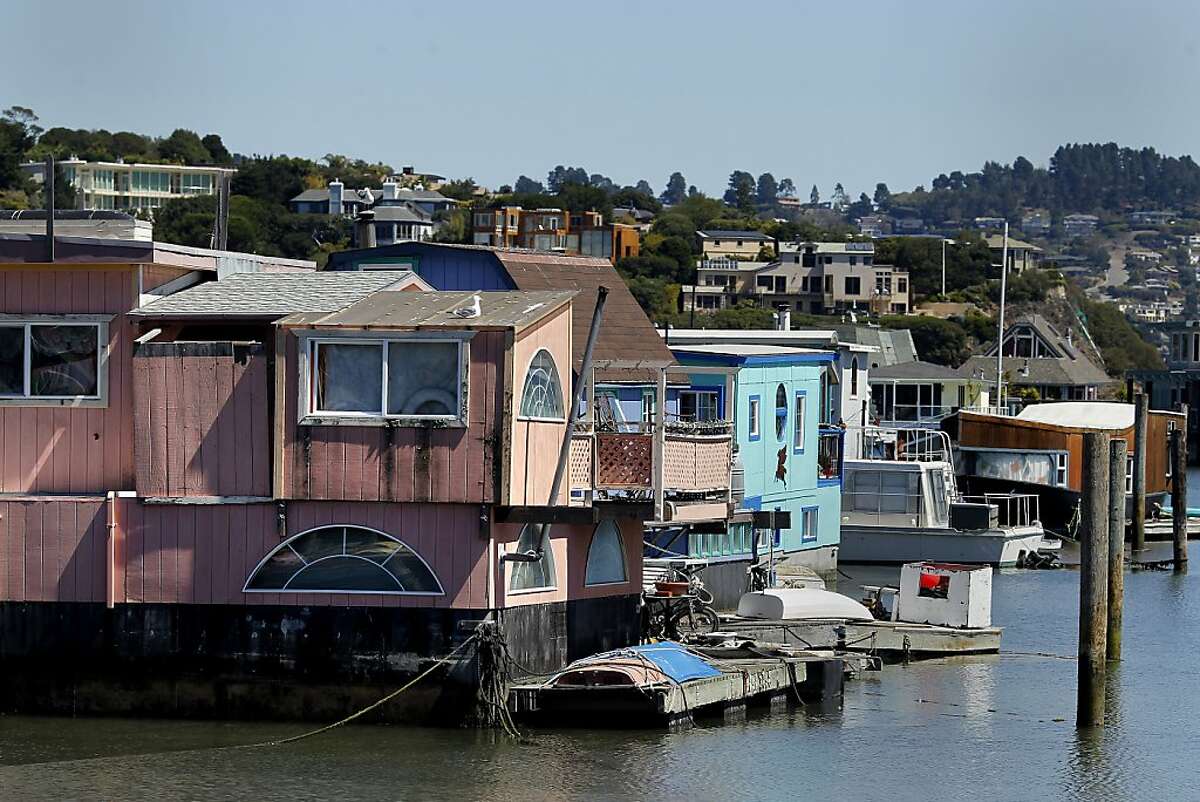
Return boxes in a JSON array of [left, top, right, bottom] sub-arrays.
[[244, 526, 443, 594], [508, 523, 557, 591], [585, 520, 628, 586], [519, 349, 565, 420], [775, 383, 788, 440]]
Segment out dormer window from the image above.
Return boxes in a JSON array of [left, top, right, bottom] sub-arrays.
[[303, 334, 469, 426]]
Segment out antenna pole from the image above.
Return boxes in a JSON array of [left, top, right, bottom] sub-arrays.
[[994, 222, 1009, 409]]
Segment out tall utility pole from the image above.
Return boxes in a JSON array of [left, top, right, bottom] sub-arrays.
[[941, 238, 947, 296], [994, 223, 1010, 409]]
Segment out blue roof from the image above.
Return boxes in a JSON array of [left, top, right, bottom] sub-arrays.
[[576, 642, 720, 682], [671, 345, 837, 367]]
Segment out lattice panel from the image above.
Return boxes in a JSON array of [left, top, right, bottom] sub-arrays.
[[569, 435, 593, 489], [596, 433, 653, 487], [663, 435, 731, 492]]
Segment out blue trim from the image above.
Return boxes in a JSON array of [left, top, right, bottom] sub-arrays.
[[792, 389, 808, 454], [800, 506, 819, 544], [672, 349, 837, 367], [748, 394, 761, 441], [817, 477, 843, 488]]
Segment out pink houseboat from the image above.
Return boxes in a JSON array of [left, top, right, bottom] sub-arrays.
[[0, 234, 728, 722]]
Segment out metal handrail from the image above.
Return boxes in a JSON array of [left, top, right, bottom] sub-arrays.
[[960, 493, 1041, 528]]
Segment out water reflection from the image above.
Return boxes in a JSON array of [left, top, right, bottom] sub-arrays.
[[2, 567, 1198, 802]]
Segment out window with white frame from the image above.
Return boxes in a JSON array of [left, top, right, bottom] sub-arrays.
[[518, 349, 564, 420], [0, 321, 103, 400], [793, 391, 806, 452], [801, 507, 818, 543], [1126, 454, 1134, 493], [308, 336, 465, 421], [1055, 453, 1068, 487], [749, 396, 761, 439], [679, 390, 719, 422]]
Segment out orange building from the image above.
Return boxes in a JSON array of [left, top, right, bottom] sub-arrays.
[[472, 206, 639, 264]]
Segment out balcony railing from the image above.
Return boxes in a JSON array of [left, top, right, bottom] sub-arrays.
[[817, 426, 844, 482], [575, 421, 734, 498]]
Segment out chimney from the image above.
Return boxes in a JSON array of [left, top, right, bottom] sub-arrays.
[[355, 209, 377, 249], [775, 306, 792, 331], [329, 179, 344, 216], [382, 179, 398, 201]]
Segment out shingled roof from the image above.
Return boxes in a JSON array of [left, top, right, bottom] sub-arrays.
[[492, 250, 674, 382], [131, 270, 425, 319]]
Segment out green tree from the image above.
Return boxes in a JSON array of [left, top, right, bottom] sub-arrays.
[[809, 184, 820, 205], [724, 171, 756, 215], [231, 155, 313, 207], [201, 134, 233, 164], [778, 178, 796, 198], [514, 175, 544, 194], [660, 171, 687, 205], [879, 315, 971, 366], [873, 182, 891, 208], [438, 177, 478, 201], [756, 173, 778, 206], [671, 194, 728, 229], [0, 106, 41, 190], [158, 128, 211, 164]]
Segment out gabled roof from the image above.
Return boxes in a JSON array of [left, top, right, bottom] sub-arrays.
[[494, 250, 675, 377], [131, 270, 426, 319], [371, 203, 432, 223], [282, 290, 574, 331], [984, 234, 1042, 252]]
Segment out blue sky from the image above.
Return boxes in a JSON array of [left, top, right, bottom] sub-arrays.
[[7, 0, 1200, 198]]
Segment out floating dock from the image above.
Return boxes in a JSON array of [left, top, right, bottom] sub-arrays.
[[509, 644, 843, 729], [707, 618, 1002, 661]]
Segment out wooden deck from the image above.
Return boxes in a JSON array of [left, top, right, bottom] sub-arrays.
[[710, 617, 1003, 662], [510, 653, 843, 729]]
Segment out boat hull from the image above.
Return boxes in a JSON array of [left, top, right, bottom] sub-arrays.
[[838, 524, 1047, 567]]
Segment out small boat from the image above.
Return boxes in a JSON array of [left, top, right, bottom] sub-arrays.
[[736, 588, 874, 621], [837, 427, 1051, 567]]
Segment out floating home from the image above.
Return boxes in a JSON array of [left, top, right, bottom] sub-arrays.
[[652, 343, 844, 606], [944, 402, 1182, 533], [0, 235, 731, 722]]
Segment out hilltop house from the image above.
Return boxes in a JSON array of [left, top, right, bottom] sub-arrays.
[[21, 159, 235, 213], [697, 230, 776, 260], [958, 314, 1114, 403], [984, 234, 1042, 274], [289, 180, 457, 217]]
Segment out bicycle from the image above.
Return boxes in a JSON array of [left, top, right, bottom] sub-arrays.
[[640, 564, 719, 641]]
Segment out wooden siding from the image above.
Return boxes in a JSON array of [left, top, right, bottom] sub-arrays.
[[280, 330, 505, 504], [0, 265, 137, 494], [0, 497, 108, 603], [112, 499, 490, 609], [957, 411, 1177, 494], [133, 342, 270, 497], [494, 518, 643, 608], [508, 303, 572, 506]]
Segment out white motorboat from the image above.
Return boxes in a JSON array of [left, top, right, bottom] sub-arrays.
[[736, 588, 874, 621], [837, 428, 1051, 567]]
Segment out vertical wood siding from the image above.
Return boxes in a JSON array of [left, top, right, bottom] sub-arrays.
[[508, 304, 572, 506], [113, 499, 489, 609], [0, 266, 137, 494], [0, 498, 108, 603], [133, 342, 270, 497], [281, 330, 505, 504]]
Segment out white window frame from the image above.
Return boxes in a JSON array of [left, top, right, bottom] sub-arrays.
[[0, 314, 111, 408], [298, 331, 471, 427], [793, 391, 807, 453], [1055, 452, 1069, 487], [749, 396, 761, 439], [679, 389, 720, 423]]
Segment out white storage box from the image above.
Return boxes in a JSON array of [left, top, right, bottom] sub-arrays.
[[897, 562, 992, 629]]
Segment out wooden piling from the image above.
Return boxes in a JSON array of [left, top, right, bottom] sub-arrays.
[[1171, 425, 1189, 573], [1077, 431, 1108, 728], [1107, 437, 1127, 661], [1132, 392, 1148, 552]]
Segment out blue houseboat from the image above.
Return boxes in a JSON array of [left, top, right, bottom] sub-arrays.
[[652, 343, 844, 606]]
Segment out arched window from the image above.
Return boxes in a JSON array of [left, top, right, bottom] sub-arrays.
[[519, 349, 565, 420], [585, 520, 628, 586], [509, 523, 557, 591], [850, 356, 859, 397], [775, 383, 788, 440], [243, 525, 443, 594]]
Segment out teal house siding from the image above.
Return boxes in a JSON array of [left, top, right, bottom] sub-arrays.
[[669, 348, 842, 560]]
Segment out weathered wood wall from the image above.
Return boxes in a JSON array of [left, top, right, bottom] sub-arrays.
[[0, 266, 137, 494], [280, 330, 506, 504], [133, 342, 270, 497], [0, 497, 108, 603]]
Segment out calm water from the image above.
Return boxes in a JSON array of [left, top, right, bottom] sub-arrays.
[[3, 504, 1199, 800]]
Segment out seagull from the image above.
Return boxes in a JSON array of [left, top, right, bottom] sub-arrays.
[[453, 293, 482, 319]]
